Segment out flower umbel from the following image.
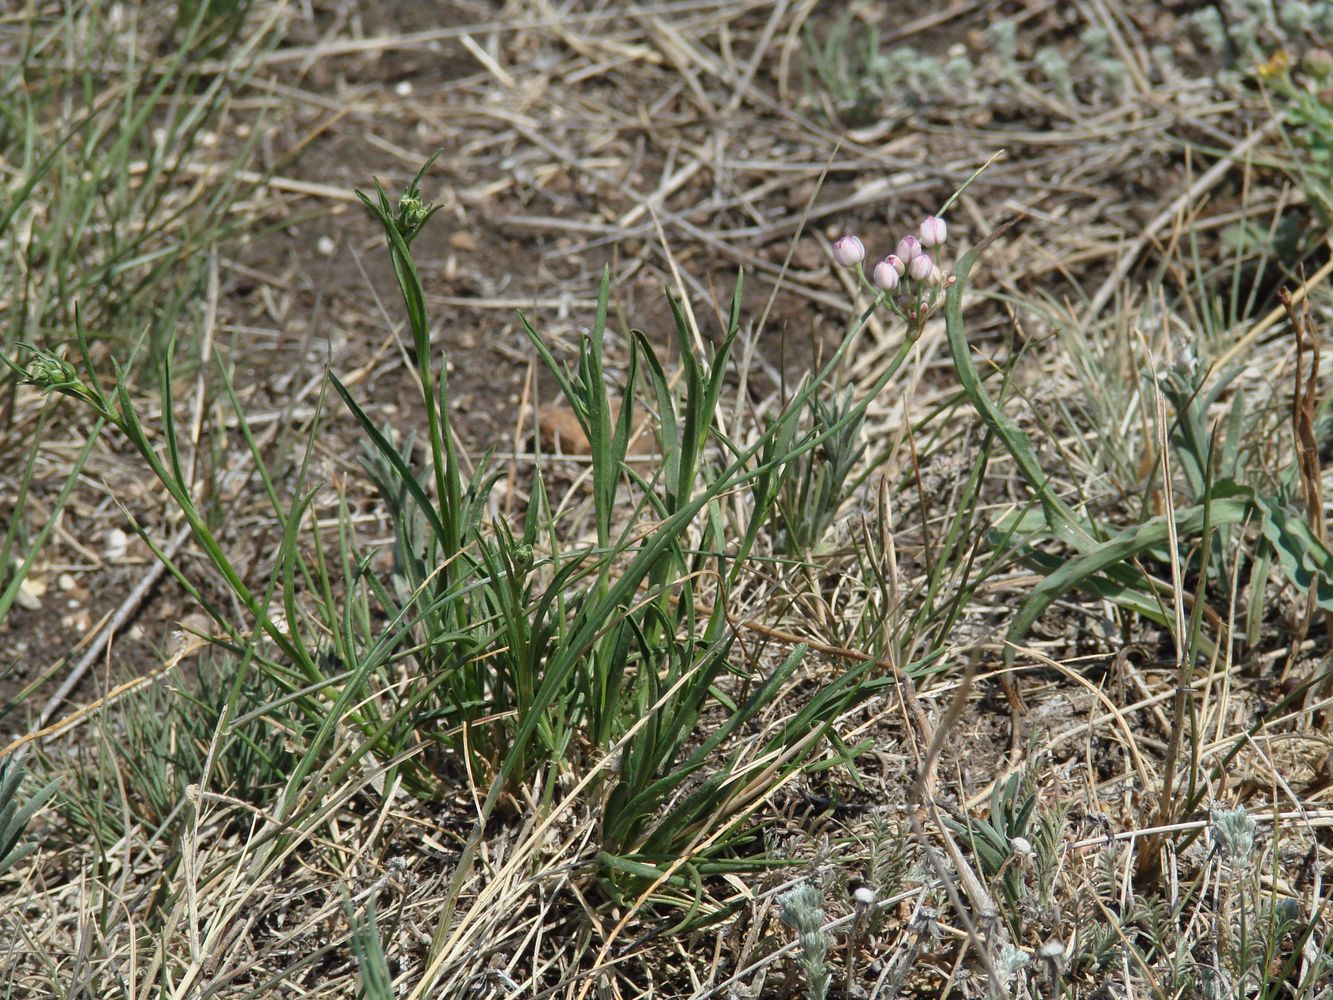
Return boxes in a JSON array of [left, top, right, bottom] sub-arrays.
[[834, 214, 957, 335]]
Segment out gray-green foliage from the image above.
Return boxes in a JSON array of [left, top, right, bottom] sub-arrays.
[[778, 883, 831, 1000], [943, 765, 1065, 916], [800, 13, 893, 125], [801, 11, 964, 124], [1190, 0, 1333, 59], [1210, 804, 1258, 872], [1269, 50, 1333, 219], [0, 750, 57, 878], [1036, 47, 1073, 100], [1201, 809, 1331, 996], [988, 20, 1019, 75], [52, 664, 298, 845], [803, 1, 1332, 117]]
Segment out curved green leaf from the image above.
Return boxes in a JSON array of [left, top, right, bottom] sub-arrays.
[[1005, 497, 1255, 665]]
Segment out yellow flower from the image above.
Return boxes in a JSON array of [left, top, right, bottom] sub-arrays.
[[1257, 49, 1291, 80]]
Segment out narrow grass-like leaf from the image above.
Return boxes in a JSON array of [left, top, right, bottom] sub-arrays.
[[1006, 496, 1255, 665], [944, 232, 1097, 552]]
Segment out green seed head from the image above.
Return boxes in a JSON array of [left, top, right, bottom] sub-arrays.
[[395, 189, 436, 244], [25, 352, 81, 391]]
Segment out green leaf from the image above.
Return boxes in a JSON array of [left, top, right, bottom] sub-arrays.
[[0, 752, 58, 877], [1254, 493, 1333, 610], [1005, 496, 1255, 665], [330, 373, 449, 544], [945, 230, 1097, 554]]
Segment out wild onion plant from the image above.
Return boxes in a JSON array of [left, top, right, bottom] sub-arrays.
[[336, 160, 951, 895], [13, 153, 973, 906]]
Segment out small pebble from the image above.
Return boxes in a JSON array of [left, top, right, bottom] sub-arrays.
[[317, 235, 336, 257], [105, 527, 129, 561], [16, 579, 42, 610]]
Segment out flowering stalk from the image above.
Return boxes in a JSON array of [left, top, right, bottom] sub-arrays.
[[9, 327, 321, 691]]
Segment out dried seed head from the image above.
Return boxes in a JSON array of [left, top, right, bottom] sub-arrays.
[[1039, 939, 1065, 961]]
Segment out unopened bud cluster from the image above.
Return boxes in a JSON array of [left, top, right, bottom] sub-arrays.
[[24, 352, 81, 390], [831, 214, 954, 333], [9, 348, 104, 412], [391, 176, 441, 245]]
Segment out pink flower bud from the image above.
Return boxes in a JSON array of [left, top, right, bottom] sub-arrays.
[[908, 252, 933, 282], [896, 235, 922, 262], [884, 254, 906, 276], [832, 234, 865, 267], [873, 257, 900, 291], [919, 215, 947, 248], [928, 265, 943, 286]]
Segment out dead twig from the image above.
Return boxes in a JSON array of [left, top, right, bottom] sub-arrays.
[[1279, 282, 1333, 708]]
